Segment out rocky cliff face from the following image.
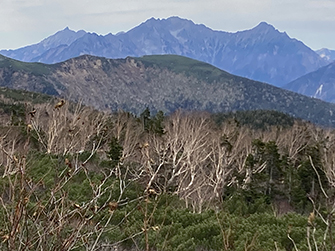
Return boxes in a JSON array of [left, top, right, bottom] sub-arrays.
[[0, 17, 327, 87]]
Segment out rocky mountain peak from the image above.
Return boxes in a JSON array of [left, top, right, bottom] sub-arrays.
[[253, 22, 275, 31], [316, 48, 335, 62], [39, 27, 87, 49], [245, 21, 284, 39]]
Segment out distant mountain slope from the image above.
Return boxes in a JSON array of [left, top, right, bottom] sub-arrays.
[[0, 53, 335, 126], [0, 17, 327, 87], [316, 48, 335, 62], [284, 61, 335, 102], [1, 27, 86, 63], [0, 54, 62, 95]]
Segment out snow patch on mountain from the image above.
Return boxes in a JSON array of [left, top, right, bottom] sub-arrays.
[[314, 84, 323, 97]]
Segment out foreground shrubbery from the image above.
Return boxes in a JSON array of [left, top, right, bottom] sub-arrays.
[[0, 150, 328, 251], [0, 102, 335, 250]]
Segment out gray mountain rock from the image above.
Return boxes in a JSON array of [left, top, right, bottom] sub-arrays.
[[316, 48, 335, 62]]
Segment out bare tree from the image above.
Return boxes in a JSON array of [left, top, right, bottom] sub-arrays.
[[29, 100, 108, 156]]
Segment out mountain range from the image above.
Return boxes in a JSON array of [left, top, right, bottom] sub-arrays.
[[0, 53, 335, 127], [0, 16, 328, 87]]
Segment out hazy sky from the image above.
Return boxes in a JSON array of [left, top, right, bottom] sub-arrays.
[[1, 0, 334, 50]]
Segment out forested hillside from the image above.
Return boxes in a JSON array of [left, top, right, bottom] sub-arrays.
[[1, 95, 335, 250], [1, 53, 335, 127]]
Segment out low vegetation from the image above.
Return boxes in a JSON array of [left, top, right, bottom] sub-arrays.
[[1, 96, 335, 250], [0, 54, 52, 76]]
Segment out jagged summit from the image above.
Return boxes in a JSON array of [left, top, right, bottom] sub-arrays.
[[247, 21, 282, 37], [145, 16, 196, 25], [40, 27, 86, 46], [134, 16, 201, 33], [253, 21, 275, 30]]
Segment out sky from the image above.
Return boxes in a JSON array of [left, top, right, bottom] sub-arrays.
[[1, 0, 334, 51]]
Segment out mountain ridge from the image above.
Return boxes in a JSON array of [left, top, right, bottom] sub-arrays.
[[0, 53, 335, 126]]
